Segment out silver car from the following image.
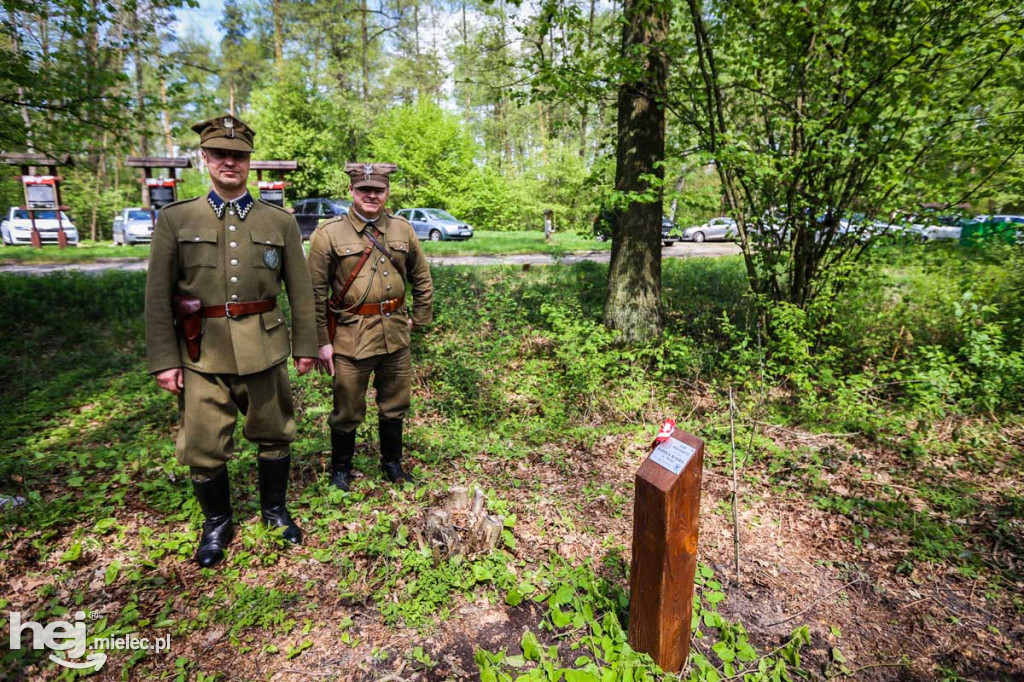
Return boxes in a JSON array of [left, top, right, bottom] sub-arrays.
[[113, 208, 157, 245], [394, 208, 474, 241], [682, 217, 737, 242]]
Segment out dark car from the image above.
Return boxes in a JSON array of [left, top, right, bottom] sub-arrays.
[[292, 198, 351, 239], [594, 211, 679, 247], [661, 218, 680, 246]]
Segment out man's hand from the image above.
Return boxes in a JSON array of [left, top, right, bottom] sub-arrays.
[[156, 368, 184, 395], [294, 357, 315, 376], [317, 343, 335, 376]]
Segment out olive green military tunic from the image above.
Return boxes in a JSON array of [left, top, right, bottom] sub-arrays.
[[145, 192, 318, 470], [307, 211, 433, 433]]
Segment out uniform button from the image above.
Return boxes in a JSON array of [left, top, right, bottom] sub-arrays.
[[266, 240, 272, 244], [386, 285, 392, 290], [345, 248, 351, 254], [380, 257, 386, 263], [230, 241, 237, 248], [229, 225, 237, 232], [383, 271, 389, 277], [231, 294, 238, 301], [229, 209, 236, 215], [277, 317, 282, 323], [231, 259, 238, 266], [194, 236, 201, 241], [230, 276, 238, 283]]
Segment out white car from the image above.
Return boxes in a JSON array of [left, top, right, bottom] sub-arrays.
[[900, 223, 960, 241], [1, 207, 79, 246], [682, 217, 737, 242], [112, 208, 157, 245]]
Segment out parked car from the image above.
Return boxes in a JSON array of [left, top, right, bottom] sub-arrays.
[[1, 207, 79, 246], [292, 197, 351, 239], [682, 216, 736, 243], [112, 207, 157, 245], [594, 213, 679, 246], [661, 218, 680, 246], [394, 208, 474, 241]]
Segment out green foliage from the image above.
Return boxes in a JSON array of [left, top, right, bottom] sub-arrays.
[[675, 0, 1024, 311], [248, 63, 356, 199], [476, 561, 811, 681]]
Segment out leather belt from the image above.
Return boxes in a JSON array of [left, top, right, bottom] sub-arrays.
[[349, 297, 404, 315], [202, 298, 276, 319]]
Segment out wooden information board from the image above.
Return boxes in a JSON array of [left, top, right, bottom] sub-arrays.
[[628, 426, 704, 672]]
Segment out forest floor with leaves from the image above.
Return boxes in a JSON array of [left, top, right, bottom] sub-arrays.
[[2, 254, 1022, 681]]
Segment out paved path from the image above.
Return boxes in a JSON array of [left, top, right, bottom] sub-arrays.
[[0, 242, 741, 275]]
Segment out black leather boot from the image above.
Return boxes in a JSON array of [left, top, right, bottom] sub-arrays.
[[192, 469, 234, 568], [379, 419, 414, 484], [329, 430, 356, 491], [257, 455, 303, 545]]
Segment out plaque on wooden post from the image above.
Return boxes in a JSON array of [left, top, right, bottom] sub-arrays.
[[628, 424, 704, 673]]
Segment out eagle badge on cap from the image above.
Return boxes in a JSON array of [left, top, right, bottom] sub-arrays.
[[363, 163, 374, 182], [223, 117, 234, 129]]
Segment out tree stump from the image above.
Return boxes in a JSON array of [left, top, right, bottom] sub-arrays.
[[421, 486, 503, 562]]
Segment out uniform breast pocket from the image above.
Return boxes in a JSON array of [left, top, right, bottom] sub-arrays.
[[250, 230, 285, 270], [333, 242, 369, 281], [388, 241, 410, 270], [178, 230, 219, 268]]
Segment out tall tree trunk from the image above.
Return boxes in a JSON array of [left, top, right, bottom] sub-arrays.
[[160, 75, 174, 156], [668, 173, 686, 222], [604, 0, 669, 342], [91, 132, 108, 242], [6, 6, 35, 154], [272, 0, 284, 71], [360, 0, 369, 104], [131, 8, 149, 157]]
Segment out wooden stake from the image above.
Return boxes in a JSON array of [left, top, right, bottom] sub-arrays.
[[730, 387, 740, 584], [628, 427, 704, 673]]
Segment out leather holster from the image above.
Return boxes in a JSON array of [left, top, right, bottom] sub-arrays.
[[327, 308, 338, 343], [172, 294, 203, 361]]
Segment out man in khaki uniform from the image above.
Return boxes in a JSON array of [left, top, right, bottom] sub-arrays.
[[145, 115, 318, 568], [307, 163, 433, 491]]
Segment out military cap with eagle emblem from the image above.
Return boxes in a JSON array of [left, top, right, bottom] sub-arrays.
[[191, 114, 255, 153], [345, 162, 398, 189]]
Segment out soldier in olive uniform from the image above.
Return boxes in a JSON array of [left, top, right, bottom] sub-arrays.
[[145, 115, 318, 568], [307, 163, 433, 491]]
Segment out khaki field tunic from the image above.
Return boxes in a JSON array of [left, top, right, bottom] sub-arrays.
[[145, 195, 318, 375], [307, 212, 433, 359]]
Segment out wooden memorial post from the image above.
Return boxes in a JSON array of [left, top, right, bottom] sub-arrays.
[[126, 157, 191, 229], [251, 160, 297, 207], [1, 152, 73, 248], [628, 423, 704, 673]]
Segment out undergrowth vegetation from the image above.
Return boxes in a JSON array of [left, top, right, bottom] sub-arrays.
[[1, 242, 1021, 680]]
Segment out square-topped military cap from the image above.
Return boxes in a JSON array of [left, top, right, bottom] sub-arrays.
[[345, 162, 398, 189], [191, 115, 255, 153]]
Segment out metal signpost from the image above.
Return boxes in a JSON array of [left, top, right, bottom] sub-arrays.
[[1, 152, 73, 248], [628, 425, 704, 673]]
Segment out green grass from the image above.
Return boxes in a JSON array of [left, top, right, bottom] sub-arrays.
[[0, 242, 151, 263], [419, 230, 607, 256], [0, 231, 606, 265]]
